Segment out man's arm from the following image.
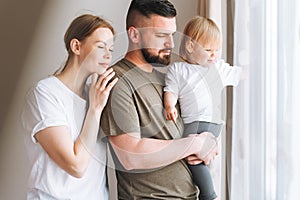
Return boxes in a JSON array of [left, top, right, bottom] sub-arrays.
[[109, 132, 218, 170]]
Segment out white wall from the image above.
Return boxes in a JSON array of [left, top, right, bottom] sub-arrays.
[[0, 0, 198, 199]]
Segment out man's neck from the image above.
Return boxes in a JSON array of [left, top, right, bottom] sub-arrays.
[[125, 51, 153, 73]]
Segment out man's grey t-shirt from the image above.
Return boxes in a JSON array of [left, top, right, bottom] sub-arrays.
[[101, 59, 198, 199]]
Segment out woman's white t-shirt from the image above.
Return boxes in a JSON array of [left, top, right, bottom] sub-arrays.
[[22, 76, 108, 200]]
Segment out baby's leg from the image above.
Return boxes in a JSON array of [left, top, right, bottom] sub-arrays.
[[184, 121, 223, 138], [188, 163, 217, 200], [184, 121, 223, 200]]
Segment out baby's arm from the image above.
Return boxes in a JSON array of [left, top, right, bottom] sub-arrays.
[[216, 59, 243, 86], [164, 63, 180, 123], [164, 91, 178, 123]]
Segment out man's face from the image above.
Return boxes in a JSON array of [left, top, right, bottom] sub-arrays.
[[139, 15, 176, 66]]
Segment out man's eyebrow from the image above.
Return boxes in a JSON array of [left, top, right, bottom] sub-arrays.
[[154, 31, 175, 35]]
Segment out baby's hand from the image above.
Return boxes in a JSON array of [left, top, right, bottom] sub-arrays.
[[164, 106, 177, 123]]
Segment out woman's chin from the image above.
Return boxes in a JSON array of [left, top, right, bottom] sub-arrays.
[[98, 67, 107, 75]]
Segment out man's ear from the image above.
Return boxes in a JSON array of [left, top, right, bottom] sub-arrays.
[[70, 38, 81, 55], [185, 39, 194, 54], [127, 26, 140, 43]]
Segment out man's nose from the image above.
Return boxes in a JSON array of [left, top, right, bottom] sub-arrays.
[[165, 35, 174, 49]]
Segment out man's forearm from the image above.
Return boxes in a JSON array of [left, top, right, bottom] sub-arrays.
[[109, 132, 217, 170]]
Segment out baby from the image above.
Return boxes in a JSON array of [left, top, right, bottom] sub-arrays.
[[164, 16, 242, 200]]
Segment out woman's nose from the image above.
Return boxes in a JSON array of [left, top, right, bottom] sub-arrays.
[[104, 48, 112, 59]]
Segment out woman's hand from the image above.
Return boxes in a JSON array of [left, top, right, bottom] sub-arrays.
[[89, 68, 118, 115]]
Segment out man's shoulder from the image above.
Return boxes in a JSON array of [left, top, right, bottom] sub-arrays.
[[111, 59, 135, 77]]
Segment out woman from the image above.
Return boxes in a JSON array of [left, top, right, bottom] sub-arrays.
[[22, 14, 118, 199]]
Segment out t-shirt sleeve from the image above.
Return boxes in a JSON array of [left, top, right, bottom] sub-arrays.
[[100, 77, 140, 137], [216, 59, 242, 86], [21, 83, 68, 143], [164, 64, 179, 95]]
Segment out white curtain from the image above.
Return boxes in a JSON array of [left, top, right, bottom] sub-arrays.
[[231, 0, 300, 199]]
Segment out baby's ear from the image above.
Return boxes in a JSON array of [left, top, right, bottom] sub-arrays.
[[185, 39, 194, 54]]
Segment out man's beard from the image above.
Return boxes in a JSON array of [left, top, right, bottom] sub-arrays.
[[141, 48, 171, 66]]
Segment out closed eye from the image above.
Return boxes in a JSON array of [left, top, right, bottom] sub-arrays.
[[155, 34, 167, 38]]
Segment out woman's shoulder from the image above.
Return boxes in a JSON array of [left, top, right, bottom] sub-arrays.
[[33, 75, 55, 86], [23, 76, 60, 111], [29, 76, 65, 98]]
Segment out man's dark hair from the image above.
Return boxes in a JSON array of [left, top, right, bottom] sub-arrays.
[[126, 0, 177, 29]]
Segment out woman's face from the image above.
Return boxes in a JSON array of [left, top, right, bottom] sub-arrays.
[[80, 27, 114, 74]]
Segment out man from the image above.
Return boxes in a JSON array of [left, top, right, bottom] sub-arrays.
[[101, 0, 218, 199]]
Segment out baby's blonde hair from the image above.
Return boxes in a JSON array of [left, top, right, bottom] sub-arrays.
[[179, 16, 221, 59]]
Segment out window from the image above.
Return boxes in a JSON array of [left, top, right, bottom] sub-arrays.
[[231, 0, 300, 199]]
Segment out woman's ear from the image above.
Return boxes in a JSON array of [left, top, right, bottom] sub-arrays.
[[127, 26, 140, 44], [185, 39, 194, 54], [70, 38, 81, 55]]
